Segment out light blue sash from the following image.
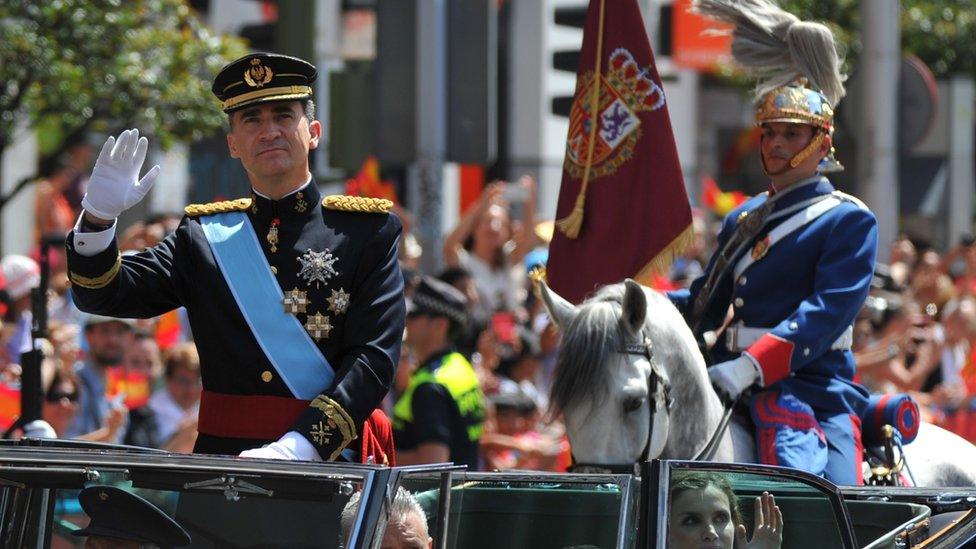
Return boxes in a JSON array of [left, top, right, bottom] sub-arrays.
[[200, 212, 334, 399]]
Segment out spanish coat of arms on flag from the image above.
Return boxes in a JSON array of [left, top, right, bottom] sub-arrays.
[[547, 0, 693, 304]]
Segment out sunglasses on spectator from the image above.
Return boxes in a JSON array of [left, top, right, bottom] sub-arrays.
[[45, 391, 79, 403]]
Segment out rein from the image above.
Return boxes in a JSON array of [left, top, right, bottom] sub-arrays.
[[568, 335, 736, 474], [569, 336, 673, 474]]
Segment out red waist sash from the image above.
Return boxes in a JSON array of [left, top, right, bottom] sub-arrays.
[[198, 391, 308, 440]]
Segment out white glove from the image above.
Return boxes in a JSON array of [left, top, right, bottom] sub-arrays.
[[22, 419, 57, 439], [239, 431, 321, 461], [81, 129, 160, 220], [709, 354, 763, 402]]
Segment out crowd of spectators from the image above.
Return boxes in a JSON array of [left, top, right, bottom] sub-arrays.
[[7, 152, 976, 471]]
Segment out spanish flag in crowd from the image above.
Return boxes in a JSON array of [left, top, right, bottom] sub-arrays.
[[701, 176, 747, 217], [0, 382, 19, 431], [547, 0, 693, 304], [345, 156, 399, 204]]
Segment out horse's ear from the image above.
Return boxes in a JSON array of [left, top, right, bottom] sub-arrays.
[[539, 278, 578, 331], [622, 279, 648, 335]]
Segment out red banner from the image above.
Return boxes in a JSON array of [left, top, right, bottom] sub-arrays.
[[547, 0, 692, 304]]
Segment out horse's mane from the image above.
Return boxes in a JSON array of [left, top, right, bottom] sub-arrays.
[[549, 284, 632, 416]]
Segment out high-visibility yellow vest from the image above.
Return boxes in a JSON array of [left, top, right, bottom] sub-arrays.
[[393, 352, 485, 442]]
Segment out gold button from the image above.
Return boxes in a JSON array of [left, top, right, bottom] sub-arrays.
[[271, 266, 278, 274], [261, 370, 273, 382]]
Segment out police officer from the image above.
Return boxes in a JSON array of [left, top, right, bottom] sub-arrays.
[[393, 277, 485, 468], [73, 486, 191, 548], [670, 1, 877, 484], [65, 53, 404, 462]]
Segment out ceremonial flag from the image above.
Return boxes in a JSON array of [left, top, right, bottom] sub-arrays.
[[547, 0, 693, 304]]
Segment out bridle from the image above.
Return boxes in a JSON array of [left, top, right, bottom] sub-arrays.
[[569, 335, 673, 475]]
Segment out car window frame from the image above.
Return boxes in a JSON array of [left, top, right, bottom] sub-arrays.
[[391, 465, 638, 549], [0, 443, 392, 548], [640, 459, 858, 549]]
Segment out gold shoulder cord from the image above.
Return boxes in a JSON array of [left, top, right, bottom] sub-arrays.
[[185, 198, 253, 217], [322, 195, 393, 214]]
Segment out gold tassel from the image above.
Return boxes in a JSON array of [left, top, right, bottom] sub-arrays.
[[555, 193, 587, 239], [556, 0, 606, 240], [633, 224, 697, 286]]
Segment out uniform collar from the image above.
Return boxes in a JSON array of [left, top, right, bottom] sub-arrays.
[[418, 348, 456, 371], [766, 175, 832, 210], [249, 176, 320, 224]]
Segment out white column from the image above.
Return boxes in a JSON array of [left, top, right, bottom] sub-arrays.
[[948, 77, 975, 243], [858, 0, 900, 262], [1, 128, 38, 256]]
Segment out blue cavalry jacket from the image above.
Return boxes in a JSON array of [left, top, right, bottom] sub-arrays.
[[670, 176, 876, 416]]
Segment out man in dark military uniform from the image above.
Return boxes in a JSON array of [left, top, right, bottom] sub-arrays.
[[65, 53, 404, 462], [393, 277, 485, 468]]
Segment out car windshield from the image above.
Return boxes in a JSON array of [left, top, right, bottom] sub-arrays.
[[396, 471, 640, 549], [0, 445, 383, 549]]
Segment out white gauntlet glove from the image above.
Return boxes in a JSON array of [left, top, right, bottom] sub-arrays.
[[239, 431, 321, 462], [708, 354, 763, 402], [81, 129, 160, 221]]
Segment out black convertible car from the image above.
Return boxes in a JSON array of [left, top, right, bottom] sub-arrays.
[[0, 439, 973, 548]]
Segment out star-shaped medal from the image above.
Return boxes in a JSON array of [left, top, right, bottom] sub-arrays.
[[327, 288, 351, 315], [305, 312, 333, 341], [297, 248, 338, 288], [283, 288, 309, 314]]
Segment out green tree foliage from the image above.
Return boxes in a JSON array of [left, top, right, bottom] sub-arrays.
[[0, 0, 247, 164], [779, 0, 976, 79]]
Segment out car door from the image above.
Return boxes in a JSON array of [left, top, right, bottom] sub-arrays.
[[640, 460, 858, 549]]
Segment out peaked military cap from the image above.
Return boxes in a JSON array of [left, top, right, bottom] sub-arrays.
[[72, 486, 191, 547], [406, 276, 468, 325], [212, 52, 317, 113]]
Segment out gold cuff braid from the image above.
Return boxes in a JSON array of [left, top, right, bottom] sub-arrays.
[[310, 395, 358, 461], [69, 253, 122, 289]]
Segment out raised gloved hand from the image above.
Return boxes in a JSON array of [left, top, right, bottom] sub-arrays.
[[708, 354, 763, 402], [81, 129, 160, 221], [239, 431, 321, 461]]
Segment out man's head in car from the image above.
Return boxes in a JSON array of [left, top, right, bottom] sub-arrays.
[[341, 487, 432, 549]]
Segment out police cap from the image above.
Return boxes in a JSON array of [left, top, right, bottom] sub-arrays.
[[406, 276, 468, 325], [212, 52, 317, 113], [72, 486, 191, 547]]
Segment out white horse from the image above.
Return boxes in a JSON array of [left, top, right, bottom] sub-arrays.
[[539, 277, 976, 487]]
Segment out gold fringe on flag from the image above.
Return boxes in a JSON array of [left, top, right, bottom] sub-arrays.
[[556, 0, 606, 239], [633, 224, 696, 286]]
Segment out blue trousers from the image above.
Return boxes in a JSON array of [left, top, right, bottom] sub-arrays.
[[752, 390, 863, 485]]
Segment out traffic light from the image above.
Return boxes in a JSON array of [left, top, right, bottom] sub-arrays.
[[550, 3, 587, 117]]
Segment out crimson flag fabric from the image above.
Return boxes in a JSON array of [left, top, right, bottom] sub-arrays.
[[547, 0, 692, 304]]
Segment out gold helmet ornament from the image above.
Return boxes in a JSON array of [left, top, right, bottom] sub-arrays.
[[694, 0, 847, 174], [756, 79, 843, 173]]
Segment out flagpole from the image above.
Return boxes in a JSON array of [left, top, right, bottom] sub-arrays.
[[556, 0, 606, 239]]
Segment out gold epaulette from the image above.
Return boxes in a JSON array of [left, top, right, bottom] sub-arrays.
[[184, 198, 253, 217], [322, 195, 393, 214]]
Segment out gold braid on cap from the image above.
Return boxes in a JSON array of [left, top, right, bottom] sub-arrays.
[[322, 195, 393, 214]]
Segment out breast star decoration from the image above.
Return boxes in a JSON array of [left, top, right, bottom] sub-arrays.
[[327, 288, 351, 315], [297, 248, 338, 288], [305, 312, 333, 341]]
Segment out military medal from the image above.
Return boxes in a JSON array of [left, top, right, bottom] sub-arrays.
[[297, 248, 338, 288], [283, 288, 309, 314], [267, 218, 280, 253], [327, 288, 351, 315], [295, 191, 308, 213], [752, 236, 771, 260], [305, 312, 333, 341]]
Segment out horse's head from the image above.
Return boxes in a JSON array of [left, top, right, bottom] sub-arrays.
[[541, 278, 674, 472]]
